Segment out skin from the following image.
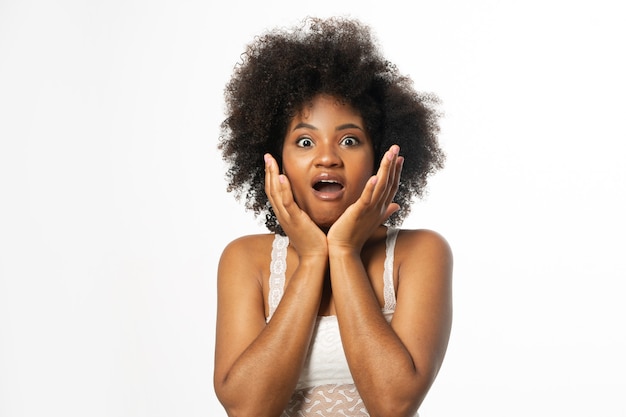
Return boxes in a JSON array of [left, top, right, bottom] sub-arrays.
[[214, 94, 453, 417]]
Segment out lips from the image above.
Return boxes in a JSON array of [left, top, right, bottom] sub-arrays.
[[313, 180, 343, 192], [311, 173, 345, 200]]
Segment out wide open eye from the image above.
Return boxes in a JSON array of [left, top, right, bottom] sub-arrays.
[[296, 137, 314, 147], [340, 136, 359, 146]]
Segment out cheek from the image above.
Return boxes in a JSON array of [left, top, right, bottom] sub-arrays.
[[281, 161, 306, 197], [355, 174, 372, 195], [359, 155, 376, 182], [280, 149, 295, 175], [281, 150, 309, 179]]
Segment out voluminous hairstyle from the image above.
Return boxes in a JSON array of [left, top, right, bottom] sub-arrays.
[[218, 17, 444, 234]]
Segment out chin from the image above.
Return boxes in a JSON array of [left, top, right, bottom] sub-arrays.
[[312, 214, 339, 231]]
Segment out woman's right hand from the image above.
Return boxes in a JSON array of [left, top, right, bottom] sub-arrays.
[[264, 153, 328, 259]]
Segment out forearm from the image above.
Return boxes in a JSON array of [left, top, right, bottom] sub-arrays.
[[216, 257, 326, 416], [329, 250, 423, 416]]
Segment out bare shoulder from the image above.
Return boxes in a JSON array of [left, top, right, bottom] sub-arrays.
[[220, 233, 276, 258], [395, 229, 453, 278], [218, 233, 276, 283], [397, 228, 451, 257]]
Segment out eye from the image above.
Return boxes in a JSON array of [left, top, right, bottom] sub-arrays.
[[340, 136, 359, 146], [296, 137, 314, 147]]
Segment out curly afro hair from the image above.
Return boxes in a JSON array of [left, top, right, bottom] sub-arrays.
[[218, 17, 444, 234]]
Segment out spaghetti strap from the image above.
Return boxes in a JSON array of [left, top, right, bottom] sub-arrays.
[[267, 234, 289, 321], [383, 227, 399, 312], [268, 229, 398, 319]]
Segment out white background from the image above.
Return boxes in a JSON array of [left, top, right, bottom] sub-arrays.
[[1, 0, 624, 416]]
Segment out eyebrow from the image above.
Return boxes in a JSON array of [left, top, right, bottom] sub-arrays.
[[292, 122, 365, 132]]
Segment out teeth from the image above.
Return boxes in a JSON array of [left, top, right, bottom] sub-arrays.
[[313, 179, 343, 192]]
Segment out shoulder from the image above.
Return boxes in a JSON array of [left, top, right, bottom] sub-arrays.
[[218, 233, 276, 280], [220, 233, 276, 256], [394, 228, 453, 276], [392, 229, 453, 327], [396, 228, 451, 253]]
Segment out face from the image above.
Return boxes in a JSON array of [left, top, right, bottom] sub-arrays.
[[282, 94, 375, 230]]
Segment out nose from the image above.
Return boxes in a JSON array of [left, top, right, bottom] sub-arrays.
[[313, 142, 342, 167]]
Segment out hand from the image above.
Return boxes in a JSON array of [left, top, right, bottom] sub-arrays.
[[327, 145, 404, 252], [264, 153, 328, 258]]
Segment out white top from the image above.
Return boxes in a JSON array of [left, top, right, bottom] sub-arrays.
[[267, 228, 406, 416]]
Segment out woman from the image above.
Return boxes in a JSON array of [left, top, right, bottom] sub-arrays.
[[214, 17, 452, 417]]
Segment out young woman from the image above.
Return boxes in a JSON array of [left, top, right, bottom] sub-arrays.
[[214, 17, 452, 417]]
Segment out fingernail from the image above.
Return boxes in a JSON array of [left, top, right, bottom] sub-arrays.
[[387, 145, 400, 160]]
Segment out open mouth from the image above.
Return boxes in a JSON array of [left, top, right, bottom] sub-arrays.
[[313, 180, 344, 193]]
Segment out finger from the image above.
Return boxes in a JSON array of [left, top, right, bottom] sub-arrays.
[[373, 145, 400, 205], [277, 173, 297, 213], [382, 201, 401, 222], [264, 153, 302, 225], [264, 154, 290, 218], [376, 147, 403, 218], [359, 175, 378, 206], [394, 155, 403, 190], [384, 146, 400, 201], [385, 154, 403, 207], [358, 144, 398, 210], [264, 154, 280, 208]]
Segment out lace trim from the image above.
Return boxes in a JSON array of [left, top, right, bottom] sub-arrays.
[[282, 384, 369, 416], [282, 382, 418, 416], [268, 228, 398, 318], [268, 234, 289, 320], [383, 228, 399, 312]]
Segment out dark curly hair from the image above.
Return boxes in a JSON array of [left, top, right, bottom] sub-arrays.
[[218, 17, 444, 234]]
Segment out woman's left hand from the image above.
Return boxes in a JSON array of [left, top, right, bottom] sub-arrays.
[[327, 145, 404, 252]]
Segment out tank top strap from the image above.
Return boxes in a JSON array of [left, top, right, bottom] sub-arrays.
[[267, 234, 289, 320], [267, 229, 398, 320], [383, 227, 399, 312]]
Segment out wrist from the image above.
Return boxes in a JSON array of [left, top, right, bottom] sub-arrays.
[[297, 252, 329, 265], [327, 243, 361, 259]]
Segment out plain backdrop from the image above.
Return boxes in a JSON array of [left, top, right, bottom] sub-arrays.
[[1, 0, 624, 416]]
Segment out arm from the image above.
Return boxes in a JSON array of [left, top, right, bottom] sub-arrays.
[[330, 230, 453, 417], [327, 145, 452, 416], [214, 154, 330, 417], [213, 236, 327, 417]]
